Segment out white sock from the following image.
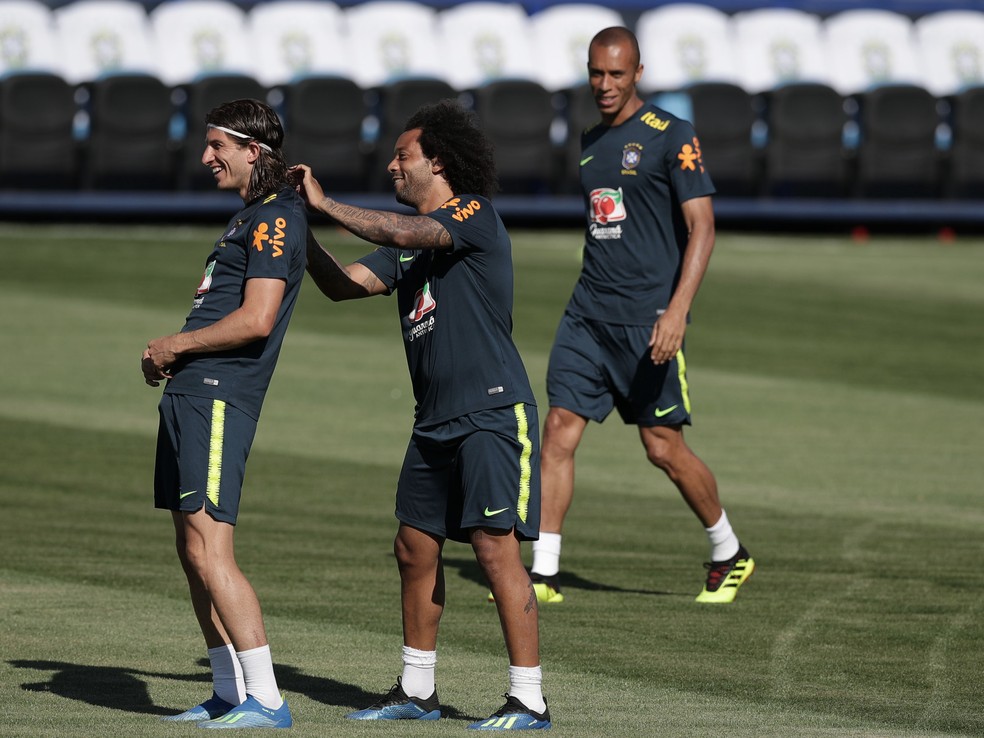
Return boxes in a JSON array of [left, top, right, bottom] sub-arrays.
[[531, 532, 562, 577], [508, 665, 546, 714], [706, 510, 740, 562], [236, 645, 283, 710], [208, 644, 246, 705], [401, 645, 437, 698]]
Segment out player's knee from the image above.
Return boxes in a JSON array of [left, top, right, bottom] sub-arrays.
[[542, 410, 582, 458], [641, 431, 683, 472]]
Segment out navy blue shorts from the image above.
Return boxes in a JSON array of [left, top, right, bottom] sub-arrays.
[[546, 311, 693, 427], [154, 393, 256, 524], [396, 403, 541, 544]]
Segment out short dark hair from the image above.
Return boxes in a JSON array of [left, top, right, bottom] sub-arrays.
[[590, 26, 641, 69], [205, 98, 290, 201], [404, 99, 498, 199]]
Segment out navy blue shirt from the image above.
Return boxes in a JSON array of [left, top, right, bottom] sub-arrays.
[[567, 103, 716, 325], [357, 195, 535, 426], [164, 187, 307, 419]]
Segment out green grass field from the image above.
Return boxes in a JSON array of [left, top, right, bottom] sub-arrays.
[[1, 223, 982, 737]]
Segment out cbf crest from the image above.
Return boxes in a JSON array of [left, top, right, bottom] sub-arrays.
[[622, 143, 643, 172]]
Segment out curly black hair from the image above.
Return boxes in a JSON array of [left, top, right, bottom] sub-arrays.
[[205, 98, 291, 202], [404, 99, 498, 199]]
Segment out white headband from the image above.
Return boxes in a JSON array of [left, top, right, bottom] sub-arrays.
[[207, 124, 273, 152]]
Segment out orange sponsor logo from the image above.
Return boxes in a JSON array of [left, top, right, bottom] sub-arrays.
[[678, 137, 705, 173], [252, 218, 287, 257]]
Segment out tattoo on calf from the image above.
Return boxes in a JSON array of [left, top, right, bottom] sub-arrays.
[[525, 584, 538, 614]]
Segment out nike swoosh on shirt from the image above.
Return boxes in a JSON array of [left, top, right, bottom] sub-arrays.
[[654, 405, 679, 418], [399, 253, 415, 263], [484, 507, 509, 517], [579, 155, 594, 166]]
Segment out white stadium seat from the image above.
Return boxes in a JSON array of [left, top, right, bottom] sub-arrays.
[[731, 7, 829, 93], [635, 3, 739, 92], [914, 10, 984, 97], [0, 0, 58, 75], [822, 9, 922, 95], [246, 1, 350, 87], [529, 3, 625, 92], [343, 1, 443, 89], [52, 0, 156, 84], [437, 2, 537, 90], [148, 0, 255, 86]]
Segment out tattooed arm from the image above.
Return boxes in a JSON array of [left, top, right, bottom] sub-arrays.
[[306, 229, 386, 302], [291, 163, 452, 251]]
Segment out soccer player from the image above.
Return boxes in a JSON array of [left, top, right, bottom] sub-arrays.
[[530, 27, 754, 605], [291, 99, 551, 731], [142, 98, 305, 729]]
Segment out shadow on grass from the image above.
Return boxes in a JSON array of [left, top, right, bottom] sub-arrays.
[[442, 555, 676, 597], [10, 659, 198, 716], [9, 659, 482, 722]]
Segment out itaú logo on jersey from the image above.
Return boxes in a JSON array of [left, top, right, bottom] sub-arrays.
[[589, 187, 627, 225]]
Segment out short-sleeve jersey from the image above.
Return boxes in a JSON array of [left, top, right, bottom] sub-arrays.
[[356, 195, 535, 427], [163, 186, 308, 419], [566, 103, 716, 325]]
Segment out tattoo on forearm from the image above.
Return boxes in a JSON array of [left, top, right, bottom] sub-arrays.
[[324, 198, 450, 248]]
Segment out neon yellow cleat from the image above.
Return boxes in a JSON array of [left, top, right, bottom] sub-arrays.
[[695, 545, 755, 604]]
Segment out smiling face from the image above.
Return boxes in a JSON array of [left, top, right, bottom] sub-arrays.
[[201, 129, 256, 200], [588, 37, 644, 126], [388, 128, 442, 211]]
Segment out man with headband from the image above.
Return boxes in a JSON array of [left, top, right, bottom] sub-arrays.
[[142, 98, 306, 729]]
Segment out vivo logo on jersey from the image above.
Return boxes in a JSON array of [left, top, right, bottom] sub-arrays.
[[589, 187, 627, 225], [441, 197, 482, 222]]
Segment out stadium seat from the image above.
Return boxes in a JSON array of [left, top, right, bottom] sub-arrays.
[[529, 3, 624, 93], [913, 10, 984, 97], [945, 85, 984, 198], [369, 77, 458, 192], [246, 1, 350, 87], [472, 79, 556, 195], [0, 0, 58, 75], [731, 7, 829, 94], [283, 76, 369, 192], [686, 82, 760, 197], [823, 9, 922, 96], [175, 74, 268, 191], [436, 2, 537, 91], [635, 4, 739, 94], [762, 83, 850, 197], [84, 73, 174, 190], [52, 0, 156, 85], [342, 1, 443, 90], [559, 83, 601, 194], [148, 0, 254, 86], [0, 72, 78, 189], [854, 84, 941, 198]]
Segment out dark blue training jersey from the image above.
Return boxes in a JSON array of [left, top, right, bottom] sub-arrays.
[[567, 103, 716, 325], [357, 195, 535, 426], [164, 187, 308, 419]]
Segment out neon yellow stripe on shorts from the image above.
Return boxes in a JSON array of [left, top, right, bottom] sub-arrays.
[[677, 350, 692, 415], [207, 400, 226, 507], [513, 403, 532, 524]]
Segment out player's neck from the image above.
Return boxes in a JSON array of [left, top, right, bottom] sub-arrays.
[[604, 96, 645, 128]]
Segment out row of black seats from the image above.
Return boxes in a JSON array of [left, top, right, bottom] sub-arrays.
[[1, 71, 983, 199]]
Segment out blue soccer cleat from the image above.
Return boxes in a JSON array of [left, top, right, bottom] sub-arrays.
[[468, 695, 552, 730], [346, 678, 441, 720], [160, 692, 237, 722], [197, 694, 293, 729]]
